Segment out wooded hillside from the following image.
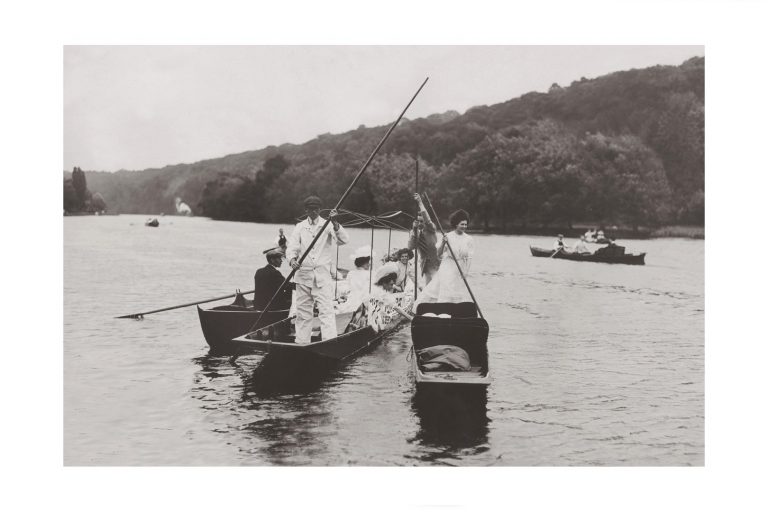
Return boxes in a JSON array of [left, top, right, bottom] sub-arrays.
[[67, 57, 704, 229]]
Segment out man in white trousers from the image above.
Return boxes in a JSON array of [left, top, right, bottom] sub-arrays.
[[287, 195, 349, 344]]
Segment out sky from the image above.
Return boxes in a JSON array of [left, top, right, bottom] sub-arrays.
[[64, 45, 703, 172]]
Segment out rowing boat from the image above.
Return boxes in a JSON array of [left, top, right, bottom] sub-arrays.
[[411, 302, 490, 387], [529, 245, 646, 265], [222, 294, 413, 361]]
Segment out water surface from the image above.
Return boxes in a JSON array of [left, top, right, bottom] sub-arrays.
[[64, 215, 703, 465]]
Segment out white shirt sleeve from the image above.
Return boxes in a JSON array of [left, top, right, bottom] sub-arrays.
[[287, 223, 302, 260]]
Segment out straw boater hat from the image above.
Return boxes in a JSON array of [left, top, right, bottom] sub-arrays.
[[263, 247, 284, 262], [374, 262, 399, 286]]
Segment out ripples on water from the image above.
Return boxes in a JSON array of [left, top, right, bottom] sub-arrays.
[[64, 216, 703, 465]]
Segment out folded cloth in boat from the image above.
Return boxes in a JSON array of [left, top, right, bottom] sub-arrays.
[[417, 345, 471, 371]]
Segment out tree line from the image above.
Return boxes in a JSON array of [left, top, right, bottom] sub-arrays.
[[63, 167, 107, 214], [70, 57, 704, 229]]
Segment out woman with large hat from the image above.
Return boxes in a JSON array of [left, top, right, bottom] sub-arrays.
[[336, 245, 377, 314]]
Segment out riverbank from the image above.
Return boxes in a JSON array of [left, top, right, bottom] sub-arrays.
[[468, 224, 704, 240]]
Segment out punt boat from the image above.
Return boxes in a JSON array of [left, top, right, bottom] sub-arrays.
[[411, 302, 490, 387], [217, 294, 413, 361], [197, 302, 291, 351]]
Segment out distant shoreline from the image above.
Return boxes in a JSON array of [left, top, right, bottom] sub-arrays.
[[467, 225, 704, 240], [65, 213, 704, 240]]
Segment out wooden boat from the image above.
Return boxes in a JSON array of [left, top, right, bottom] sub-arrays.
[[411, 302, 490, 387], [217, 294, 412, 361], [145, 218, 159, 227], [529, 245, 646, 265], [197, 303, 291, 351]]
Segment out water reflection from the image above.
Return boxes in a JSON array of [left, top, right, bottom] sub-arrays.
[[410, 386, 490, 460], [192, 352, 346, 464]]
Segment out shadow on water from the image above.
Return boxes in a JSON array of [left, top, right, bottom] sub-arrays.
[[194, 350, 340, 398], [192, 351, 346, 464], [410, 386, 490, 461]]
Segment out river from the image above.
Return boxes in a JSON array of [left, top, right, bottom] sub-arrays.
[[64, 214, 703, 466]]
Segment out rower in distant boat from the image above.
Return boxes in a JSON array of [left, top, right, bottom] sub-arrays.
[[596, 228, 606, 241], [553, 234, 569, 251], [573, 235, 591, 254], [254, 248, 294, 311], [585, 228, 597, 242], [287, 195, 349, 345]]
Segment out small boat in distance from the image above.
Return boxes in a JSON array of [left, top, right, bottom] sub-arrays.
[[145, 218, 159, 227], [411, 302, 490, 387], [529, 245, 646, 265]]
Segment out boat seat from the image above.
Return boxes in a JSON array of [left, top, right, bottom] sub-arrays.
[[422, 366, 484, 376], [416, 302, 478, 318]]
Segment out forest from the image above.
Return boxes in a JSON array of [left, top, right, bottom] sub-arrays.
[[67, 57, 704, 231]]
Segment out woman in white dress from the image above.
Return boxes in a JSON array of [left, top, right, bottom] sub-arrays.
[[417, 209, 474, 304], [336, 246, 376, 314]]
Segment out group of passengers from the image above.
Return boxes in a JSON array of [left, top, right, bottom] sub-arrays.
[[250, 193, 476, 344], [553, 233, 624, 256]]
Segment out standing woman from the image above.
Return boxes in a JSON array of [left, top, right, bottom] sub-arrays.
[[417, 209, 474, 304]]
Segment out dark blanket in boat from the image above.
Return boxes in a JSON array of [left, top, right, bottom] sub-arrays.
[[417, 345, 471, 371]]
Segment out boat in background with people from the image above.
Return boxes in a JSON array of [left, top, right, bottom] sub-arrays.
[[530, 237, 646, 265], [145, 218, 159, 227]]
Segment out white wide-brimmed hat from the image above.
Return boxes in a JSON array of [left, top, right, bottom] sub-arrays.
[[349, 245, 377, 262], [373, 261, 399, 285]]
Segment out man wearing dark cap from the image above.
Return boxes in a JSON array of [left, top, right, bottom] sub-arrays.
[[253, 249, 293, 311], [286, 195, 349, 344]]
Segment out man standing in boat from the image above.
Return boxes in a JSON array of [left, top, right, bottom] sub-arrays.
[[254, 248, 293, 311], [287, 195, 349, 345], [407, 193, 440, 284]]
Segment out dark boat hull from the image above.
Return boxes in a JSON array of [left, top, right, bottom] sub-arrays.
[[529, 246, 646, 265], [230, 322, 394, 361], [196, 305, 291, 350], [411, 302, 491, 387]]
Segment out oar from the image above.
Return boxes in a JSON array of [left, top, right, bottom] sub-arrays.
[[550, 248, 562, 258], [116, 290, 254, 319], [422, 192, 484, 320], [247, 77, 430, 333]]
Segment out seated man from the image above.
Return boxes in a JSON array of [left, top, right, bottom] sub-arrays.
[[553, 234, 569, 252], [573, 235, 591, 254], [253, 248, 293, 311]]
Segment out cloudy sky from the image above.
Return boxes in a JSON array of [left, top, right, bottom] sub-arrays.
[[64, 46, 703, 172]]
